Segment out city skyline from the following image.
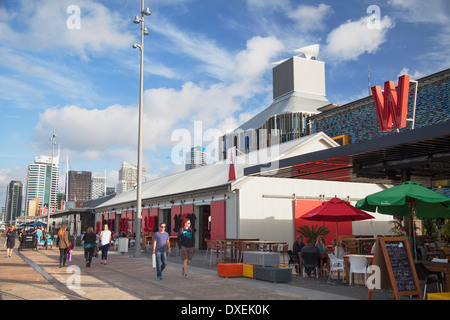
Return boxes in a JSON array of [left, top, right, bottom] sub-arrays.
[[1, 0, 449, 206]]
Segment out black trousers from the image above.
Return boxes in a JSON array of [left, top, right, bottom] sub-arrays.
[[84, 246, 95, 263], [59, 248, 68, 266]]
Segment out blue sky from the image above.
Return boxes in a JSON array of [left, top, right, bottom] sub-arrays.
[[1, 0, 449, 206]]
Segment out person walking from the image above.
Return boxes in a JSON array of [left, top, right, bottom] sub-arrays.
[[152, 223, 171, 280], [100, 224, 112, 265], [177, 219, 195, 279], [4, 225, 16, 257], [57, 225, 71, 268], [82, 227, 96, 267]]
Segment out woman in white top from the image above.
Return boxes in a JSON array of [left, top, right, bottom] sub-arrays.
[[100, 225, 112, 265]]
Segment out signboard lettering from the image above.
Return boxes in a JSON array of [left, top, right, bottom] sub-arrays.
[[371, 75, 410, 132]]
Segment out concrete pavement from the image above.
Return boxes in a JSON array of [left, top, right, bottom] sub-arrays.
[[1, 237, 419, 303]]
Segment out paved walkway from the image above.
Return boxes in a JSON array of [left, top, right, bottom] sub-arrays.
[[1, 236, 422, 303]]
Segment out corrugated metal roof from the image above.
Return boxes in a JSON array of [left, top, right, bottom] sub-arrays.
[[96, 132, 338, 210]]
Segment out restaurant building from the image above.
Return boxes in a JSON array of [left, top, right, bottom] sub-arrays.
[[92, 46, 450, 249]]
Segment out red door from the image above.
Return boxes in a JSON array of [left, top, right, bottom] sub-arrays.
[[210, 200, 226, 242]]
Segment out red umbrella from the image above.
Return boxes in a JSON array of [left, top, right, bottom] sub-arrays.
[[300, 197, 375, 239]]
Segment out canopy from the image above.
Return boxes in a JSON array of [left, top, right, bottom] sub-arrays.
[[22, 221, 47, 227], [356, 181, 450, 218], [300, 197, 375, 238]]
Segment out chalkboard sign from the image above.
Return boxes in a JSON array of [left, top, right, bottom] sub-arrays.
[[367, 237, 422, 300], [384, 240, 417, 292]]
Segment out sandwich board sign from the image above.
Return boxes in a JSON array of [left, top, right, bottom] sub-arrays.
[[367, 237, 422, 300]]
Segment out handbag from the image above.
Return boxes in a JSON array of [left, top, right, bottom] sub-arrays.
[[68, 250, 73, 261]]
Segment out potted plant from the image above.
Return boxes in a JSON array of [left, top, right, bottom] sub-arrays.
[[296, 225, 330, 242]]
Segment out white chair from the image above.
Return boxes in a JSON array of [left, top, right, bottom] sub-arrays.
[[349, 255, 368, 286], [328, 253, 345, 281]]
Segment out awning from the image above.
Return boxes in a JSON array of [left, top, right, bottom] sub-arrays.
[[244, 121, 450, 184]]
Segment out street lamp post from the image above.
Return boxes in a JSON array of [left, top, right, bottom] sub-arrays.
[[132, 0, 150, 257], [48, 128, 56, 232]]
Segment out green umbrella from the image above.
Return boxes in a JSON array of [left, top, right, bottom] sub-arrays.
[[356, 181, 450, 219], [356, 181, 450, 258]]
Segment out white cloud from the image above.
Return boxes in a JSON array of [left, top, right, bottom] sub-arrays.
[[235, 36, 284, 80], [323, 16, 394, 62], [287, 4, 333, 31], [34, 104, 138, 152], [32, 35, 284, 165], [387, 0, 450, 70], [149, 15, 235, 81], [0, 167, 27, 207], [1, 0, 135, 61]]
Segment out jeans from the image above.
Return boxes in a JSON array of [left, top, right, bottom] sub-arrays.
[[101, 243, 110, 260], [155, 251, 167, 277]]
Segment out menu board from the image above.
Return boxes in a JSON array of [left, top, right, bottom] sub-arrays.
[[367, 237, 422, 300], [384, 240, 416, 292]]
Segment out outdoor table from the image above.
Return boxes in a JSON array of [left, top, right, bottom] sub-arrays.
[[421, 260, 450, 291], [245, 240, 288, 252], [215, 238, 259, 263], [298, 252, 328, 277], [342, 238, 375, 254], [344, 254, 374, 284], [354, 238, 375, 254]]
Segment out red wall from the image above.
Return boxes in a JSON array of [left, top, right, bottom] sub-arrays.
[[294, 200, 352, 245]]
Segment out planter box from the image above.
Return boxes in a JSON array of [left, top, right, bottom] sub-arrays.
[[253, 266, 292, 283], [217, 263, 243, 278], [243, 264, 253, 278], [243, 252, 280, 266]]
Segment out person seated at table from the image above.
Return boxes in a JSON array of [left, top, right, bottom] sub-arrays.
[[292, 235, 305, 259], [290, 235, 305, 274], [315, 236, 328, 253], [332, 239, 345, 258], [316, 236, 328, 266], [300, 238, 320, 276]]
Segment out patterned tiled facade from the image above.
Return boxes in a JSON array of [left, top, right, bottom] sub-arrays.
[[310, 69, 450, 144]]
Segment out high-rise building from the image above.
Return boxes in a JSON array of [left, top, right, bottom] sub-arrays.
[[91, 176, 106, 199], [5, 180, 23, 225], [185, 146, 206, 170], [117, 162, 146, 193], [68, 171, 92, 202], [25, 155, 59, 216]]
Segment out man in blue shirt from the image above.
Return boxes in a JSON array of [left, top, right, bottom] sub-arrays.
[[178, 219, 195, 279], [152, 223, 171, 280]]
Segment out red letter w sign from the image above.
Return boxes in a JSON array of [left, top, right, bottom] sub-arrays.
[[371, 75, 410, 132]]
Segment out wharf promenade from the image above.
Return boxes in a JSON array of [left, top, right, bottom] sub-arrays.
[[1, 237, 422, 312]]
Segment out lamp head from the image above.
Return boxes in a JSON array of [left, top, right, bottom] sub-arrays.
[[143, 8, 151, 16], [143, 27, 149, 35], [132, 43, 141, 49], [133, 16, 140, 24]]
